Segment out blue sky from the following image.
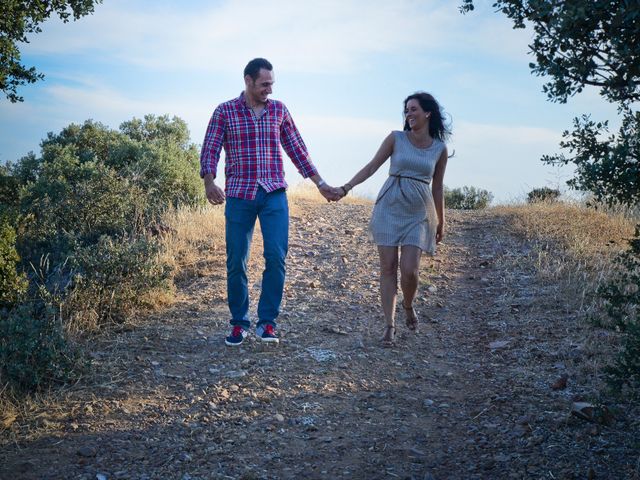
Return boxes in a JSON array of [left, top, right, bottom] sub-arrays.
[[0, 0, 621, 203]]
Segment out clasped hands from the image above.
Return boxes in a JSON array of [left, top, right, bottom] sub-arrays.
[[318, 182, 351, 202]]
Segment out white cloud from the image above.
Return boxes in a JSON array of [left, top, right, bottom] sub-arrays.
[[22, 0, 525, 74]]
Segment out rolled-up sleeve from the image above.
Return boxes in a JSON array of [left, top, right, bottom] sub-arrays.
[[280, 107, 318, 179], [200, 106, 225, 178]]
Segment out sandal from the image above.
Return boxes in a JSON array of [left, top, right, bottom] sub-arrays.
[[381, 325, 396, 347], [403, 301, 419, 332]]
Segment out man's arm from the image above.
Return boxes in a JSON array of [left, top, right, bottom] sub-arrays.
[[200, 107, 225, 180], [200, 107, 226, 204]]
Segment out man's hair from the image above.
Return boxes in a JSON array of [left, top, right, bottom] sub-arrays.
[[244, 58, 273, 81]]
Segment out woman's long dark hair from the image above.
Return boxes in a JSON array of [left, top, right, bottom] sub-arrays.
[[403, 92, 451, 142]]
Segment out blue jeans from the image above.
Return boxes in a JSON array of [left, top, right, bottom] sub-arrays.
[[225, 187, 289, 329]]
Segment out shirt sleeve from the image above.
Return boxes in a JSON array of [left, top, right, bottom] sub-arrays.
[[280, 106, 319, 178], [200, 106, 225, 179]]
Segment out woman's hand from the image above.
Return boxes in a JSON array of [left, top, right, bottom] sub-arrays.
[[436, 223, 445, 243]]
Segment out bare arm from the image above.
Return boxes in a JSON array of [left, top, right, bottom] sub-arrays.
[[340, 133, 395, 194], [431, 147, 448, 243]]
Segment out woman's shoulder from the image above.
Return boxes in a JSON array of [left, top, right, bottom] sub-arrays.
[[433, 138, 447, 151]]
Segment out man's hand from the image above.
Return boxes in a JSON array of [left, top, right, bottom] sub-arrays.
[[204, 175, 225, 205], [319, 183, 342, 202]]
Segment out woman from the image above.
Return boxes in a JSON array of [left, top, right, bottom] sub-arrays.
[[338, 92, 450, 345]]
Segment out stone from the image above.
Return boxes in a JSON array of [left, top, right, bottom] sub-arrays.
[[551, 374, 568, 390], [571, 402, 595, 422], [489, 340, 510, 350], [77, 446, 97, 458]]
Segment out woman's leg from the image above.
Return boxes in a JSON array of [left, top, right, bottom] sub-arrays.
[[378, 246, 399, 331], [399, 245, 422, 330]]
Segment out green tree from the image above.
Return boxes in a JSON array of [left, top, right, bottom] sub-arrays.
[[0, 0, 102, 102], [18, 148, 146, 264], [0, 220, 28, 307], [460, 0, 639, 206], [527, 186, 560, 203], [445, 185, 494, 210]]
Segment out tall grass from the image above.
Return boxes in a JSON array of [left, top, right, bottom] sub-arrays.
[[495, 200, 636, 314]]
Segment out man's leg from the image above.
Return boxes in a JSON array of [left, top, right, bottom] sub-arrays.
[[256, 188, 289, 332], [225, 196, 258, 330]]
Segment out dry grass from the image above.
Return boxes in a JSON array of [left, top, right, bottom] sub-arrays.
[[159, 204, 226, 282], [159, 182, 371, 281], [494, 200, 636, 314]]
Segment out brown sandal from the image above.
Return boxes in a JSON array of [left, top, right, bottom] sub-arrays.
[[403, 301, 419, 332], [381, 325, 396, 347]]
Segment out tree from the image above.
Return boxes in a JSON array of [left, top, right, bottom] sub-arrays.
[[460, 1, 640, 105], [460, 0, 640, 206], [445, 185, 494, 209], [0, 1, 102, 103]]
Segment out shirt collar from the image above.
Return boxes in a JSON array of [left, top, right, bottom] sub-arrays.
[[238, 91, 271, 110]]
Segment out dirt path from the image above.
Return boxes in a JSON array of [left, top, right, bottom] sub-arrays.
[[1, 202, 638, 480]]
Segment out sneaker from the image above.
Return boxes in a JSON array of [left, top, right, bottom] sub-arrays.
[[256, 324, 279, 344], [225, 326, 247, 346]]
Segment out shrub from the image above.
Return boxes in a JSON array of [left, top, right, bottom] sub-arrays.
[[0, 220, 28, 308], [0, 300, 82, 392], [118, 115, 203, 212], [445, 186, 493, 210], [65, 235, 172, 327], [527, 187, 561, 203], [18, 149, 146, 264], [599, 225, 640, 395]]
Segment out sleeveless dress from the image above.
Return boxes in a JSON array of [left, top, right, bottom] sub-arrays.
[[369, 130, 445, 255]]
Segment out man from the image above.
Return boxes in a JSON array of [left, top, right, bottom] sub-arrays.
[[200, 57, 339, 346]]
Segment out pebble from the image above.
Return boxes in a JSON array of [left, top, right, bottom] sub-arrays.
[[77, 446, 97, 458]]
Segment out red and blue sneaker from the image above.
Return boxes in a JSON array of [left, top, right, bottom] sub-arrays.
[[225, 326, 247, 346], [256, 324, 279, 344]]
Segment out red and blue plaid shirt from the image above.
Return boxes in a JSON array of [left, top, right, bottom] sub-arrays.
[[200, 92, 318, 200]]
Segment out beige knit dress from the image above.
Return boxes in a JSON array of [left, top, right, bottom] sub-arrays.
[[370, 130, 445, 255]]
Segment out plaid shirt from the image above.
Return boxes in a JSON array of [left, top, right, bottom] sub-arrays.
[[200, 92, 318, 200]]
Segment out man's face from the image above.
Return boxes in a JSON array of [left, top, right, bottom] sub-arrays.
[[245, 68, 274, 105]]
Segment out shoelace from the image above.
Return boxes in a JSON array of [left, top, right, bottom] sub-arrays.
[[264, 324, 275, 335], [232, 326, 244, 336]]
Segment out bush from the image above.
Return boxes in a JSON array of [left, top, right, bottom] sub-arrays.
[[0, 300, 82, 392], [0, 220, 28, 308], [599, 225, 640, 395], [445, 186, 493, 210], [37, 116, 204, 216], [65, 235, 172, 327], [527, 187, 561, 203], [18, 149, 146, 264]]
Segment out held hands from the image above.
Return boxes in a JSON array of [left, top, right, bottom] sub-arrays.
[[318, 182, 354, 202], [318, 183, 343, 202]]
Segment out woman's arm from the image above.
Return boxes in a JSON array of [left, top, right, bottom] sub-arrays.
[[431, 146, 449, 243], [340, 133, 395, 194]]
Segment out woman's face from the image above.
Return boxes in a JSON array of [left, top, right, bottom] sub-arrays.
[[404, 99, 430, 130]]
